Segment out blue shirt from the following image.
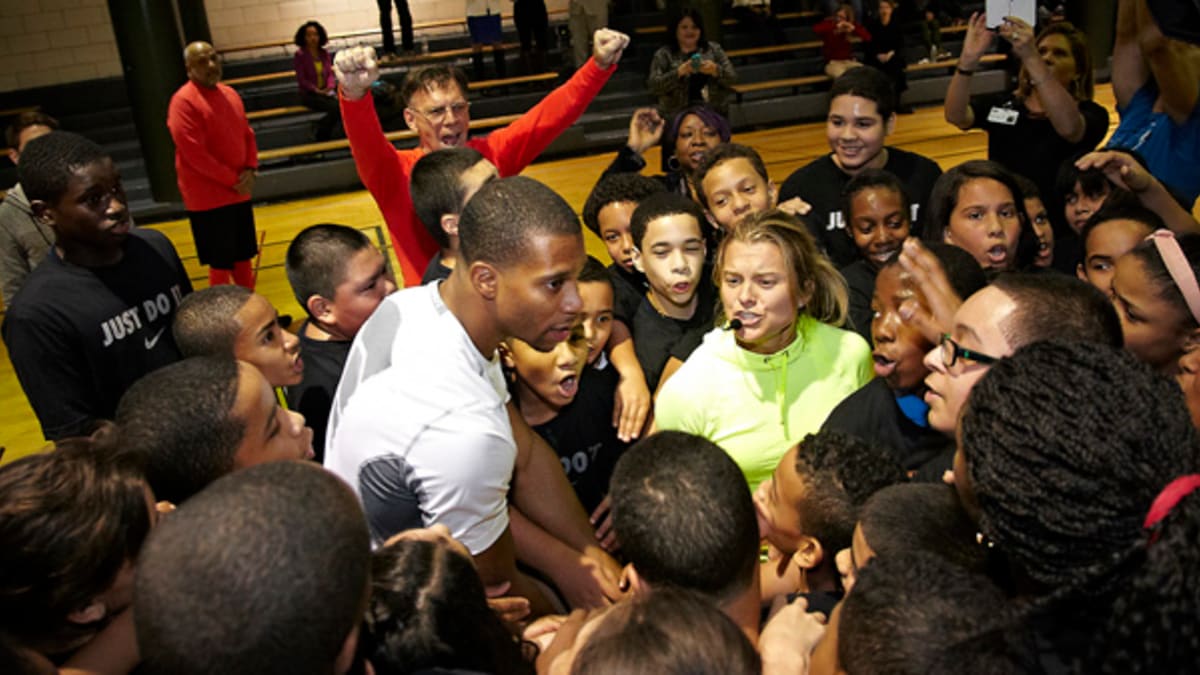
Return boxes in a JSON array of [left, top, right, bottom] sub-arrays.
[[1107, 83, 1200, 207]]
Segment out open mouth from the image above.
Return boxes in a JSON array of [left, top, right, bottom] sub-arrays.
[[292, 355, 304, 374], [733, 311, 761, 328], [109, 220, 132, 236], [985, 245, 1009, 266], [557, 374, 579, 399], [873, 352, 897, 378], [672, 281, 692, 295], [439, 132, 461, 146]]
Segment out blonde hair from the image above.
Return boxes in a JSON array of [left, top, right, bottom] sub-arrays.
[[714, 210, 849, 327], [1018, 22, 1094, 101]]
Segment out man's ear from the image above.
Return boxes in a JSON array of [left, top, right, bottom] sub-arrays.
[[1076, 264, 1087, 283], [498, 341, 516, 370], [622, 563, 649, 596], [334, 623, 361, 675], [6, 148, 18, 165], [884, 112, 897, 137], [470, 261, 499, 301], [403, 107, 419, 132], [306, 294, 335, 324], [631, 248, 645, 273], [792, 534, 826, 571], [441, 213, 460, 238], [67, 600, 107, 626], [30, 199, 52, 226]]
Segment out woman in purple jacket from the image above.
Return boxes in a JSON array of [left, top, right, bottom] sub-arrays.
[[293, 21, 342, 141]]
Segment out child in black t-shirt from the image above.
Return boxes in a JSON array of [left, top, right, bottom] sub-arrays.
[[822, 242, 986, 478], [693, 142, 812, 235], [754, 430, 904, 607], [582, 173, 665, 324], [837, 169, 912, 343], [502, 317, 628, 520], [628, 192, 716, 393], [283, 224, 397, 461]]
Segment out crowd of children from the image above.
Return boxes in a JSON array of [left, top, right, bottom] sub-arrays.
[[3, 2, 1200, 673]]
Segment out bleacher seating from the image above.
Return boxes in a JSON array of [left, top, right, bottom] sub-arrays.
[[0, 1, 999, 221]]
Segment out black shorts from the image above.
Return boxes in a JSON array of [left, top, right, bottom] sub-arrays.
[[187, 201, 258, 268]]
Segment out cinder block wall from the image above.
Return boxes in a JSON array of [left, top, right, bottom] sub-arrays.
[[0, 0, 570, 93]]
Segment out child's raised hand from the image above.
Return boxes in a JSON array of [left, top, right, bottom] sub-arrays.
[[1075, 150, 1155, 193], [897, 238, 963, 343], [627, 107, 665, 154]]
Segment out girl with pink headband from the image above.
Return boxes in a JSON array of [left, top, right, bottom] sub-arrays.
[[1108, 229, 1200, 372]]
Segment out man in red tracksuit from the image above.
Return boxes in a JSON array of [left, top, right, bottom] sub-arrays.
[[334, 29, 630, 287]]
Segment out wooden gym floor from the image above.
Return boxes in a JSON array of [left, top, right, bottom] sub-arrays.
[[0, 86, 1129, 464]]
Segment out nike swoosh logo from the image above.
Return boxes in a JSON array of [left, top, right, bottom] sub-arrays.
[[145, 327, 166, 350]]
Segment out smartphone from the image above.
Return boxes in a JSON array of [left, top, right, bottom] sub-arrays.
[[985, 0, 1035, 29], [690, 52, 702, 70]]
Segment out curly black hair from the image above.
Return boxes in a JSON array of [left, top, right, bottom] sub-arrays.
[[793, 430, 906, 556], [582, 172, 666, 235], [959, 340, 1200, 669], [293, 20, 329, 49]]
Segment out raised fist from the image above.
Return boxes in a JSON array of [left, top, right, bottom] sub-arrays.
[[592, 29, 630, 69], [333, 46, 379, 101]]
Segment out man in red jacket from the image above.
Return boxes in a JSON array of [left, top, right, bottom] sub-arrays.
[[333, 28, 630, 287], [168, 41, 259, 288]]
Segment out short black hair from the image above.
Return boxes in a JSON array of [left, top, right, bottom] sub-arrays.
[[579, 255, 612, 286], [400, 64, 470, 107], [286, 223, 374, 311], [924, 160, 1038, 270], [839, 551, 1033, 675], [1054, 150, 1146, 202], [6, 110, 59, 149], [990, 273, 1124, 348], [116, 356, 245, 504], [842, 168, 912, 227], [582, 172, 666, 235], [293, 20, 328, 48], [859, 483, 986, 574], [880, 241, 988, 300], [457, 176, 582, 267], [829, 65, 896, 120], [172, 285, 253, 358], [410, 147, 487, 248], [1079, 201, 1164, 246], [361, 540, 534, 675], [135, 461, 371, 675], [572, 587, 760, 675], [629, 192, 707, 251], [0, 436, 151, 649], [692, 143, 770, 209], [793, 431, 905, 556], [17, 131, 109, 204], [610, 431, 759, 604]]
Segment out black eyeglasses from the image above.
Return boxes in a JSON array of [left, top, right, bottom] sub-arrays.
[[939, 334, 1000, 368]]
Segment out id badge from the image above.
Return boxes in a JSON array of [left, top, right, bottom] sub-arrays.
[[987, 106, 1019, 125]]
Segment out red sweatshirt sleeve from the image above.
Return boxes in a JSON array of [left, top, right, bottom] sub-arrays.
[[482, 57, 615, 176], [341, 91, 437, 286]]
